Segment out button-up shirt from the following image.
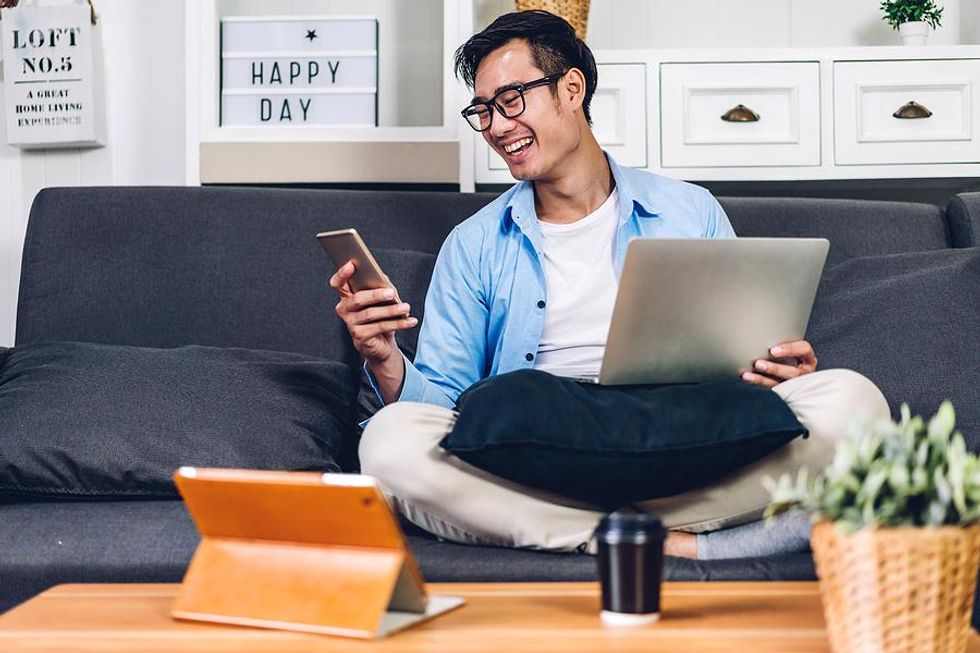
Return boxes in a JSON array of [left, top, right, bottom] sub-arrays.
[[369, 153, 737, 410]]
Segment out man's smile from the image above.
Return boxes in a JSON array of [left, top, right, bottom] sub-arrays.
[[502, 136, 534, 154]]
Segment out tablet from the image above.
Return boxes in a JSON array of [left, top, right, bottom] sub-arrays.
[[172, 467, 464, 638]]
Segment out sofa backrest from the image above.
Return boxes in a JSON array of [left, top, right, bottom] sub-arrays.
[[16, 187, 495, 363], [17, 186, 956, 363], [720, 197, 951, 268], [946, 192, 980, 248]]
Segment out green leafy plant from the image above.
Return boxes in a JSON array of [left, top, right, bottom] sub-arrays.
[[880, 0, 944, 30], [766, 401, 980, 533]]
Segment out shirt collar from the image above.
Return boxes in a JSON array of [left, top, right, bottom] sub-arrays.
[[504, 151, 661, 232]]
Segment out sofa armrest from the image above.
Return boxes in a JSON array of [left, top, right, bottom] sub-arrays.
[[946, 193, 980, 248]]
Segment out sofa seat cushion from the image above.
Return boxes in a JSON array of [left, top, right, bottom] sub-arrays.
[[0, 342, 357, 499], [0, 500, 816, 615], [806, 247, 980, 451], [441, 370, 805, 507]]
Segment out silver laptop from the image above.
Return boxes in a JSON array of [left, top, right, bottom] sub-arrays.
[[592, 237, 829, 385]]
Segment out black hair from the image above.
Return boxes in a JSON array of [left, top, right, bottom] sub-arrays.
[[454, 10, 598, 125]]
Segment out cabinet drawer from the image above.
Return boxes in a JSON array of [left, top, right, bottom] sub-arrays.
[[834, 60, 980, 165], [660, 62, 820, 168], [481, 63, 646, 181]]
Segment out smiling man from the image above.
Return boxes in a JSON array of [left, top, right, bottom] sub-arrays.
[[329, 11, 889, 558]]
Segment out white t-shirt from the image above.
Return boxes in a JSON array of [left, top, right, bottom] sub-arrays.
[[533, 188, 620, 381]]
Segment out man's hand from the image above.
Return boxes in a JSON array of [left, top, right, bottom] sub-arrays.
[[329, 260, 417, 366], [741, 340, 818, 388]]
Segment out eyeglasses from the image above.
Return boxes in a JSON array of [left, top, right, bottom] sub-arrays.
[[461, 71, 567, 132]]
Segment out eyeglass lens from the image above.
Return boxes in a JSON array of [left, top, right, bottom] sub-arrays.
[[465, 87, 525, 131]]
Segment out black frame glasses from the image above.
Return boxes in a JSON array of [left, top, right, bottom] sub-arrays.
[[461, 71, 567, 132]]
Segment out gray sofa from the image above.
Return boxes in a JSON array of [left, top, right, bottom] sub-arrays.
[[2, 186, 978, 616]]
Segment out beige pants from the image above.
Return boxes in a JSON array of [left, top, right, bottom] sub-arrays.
[[360, 369, 889, 552]]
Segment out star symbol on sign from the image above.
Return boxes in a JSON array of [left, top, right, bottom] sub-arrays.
[[305, 29, 317, 42]]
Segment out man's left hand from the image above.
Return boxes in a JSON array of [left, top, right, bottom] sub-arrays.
[[741, 340, 818, 388]]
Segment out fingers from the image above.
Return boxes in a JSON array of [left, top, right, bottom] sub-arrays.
[[328, 260, 355, 296], [346, 287, 398, 312], [741, 371, 779, 388], [752, 358, 804, 382], [352, 302, 411, 325], [770, 340, 817, 368], [351, 316, 418, 341]]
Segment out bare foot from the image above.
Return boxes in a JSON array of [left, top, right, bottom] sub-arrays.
[[664, 530, 697, 559]]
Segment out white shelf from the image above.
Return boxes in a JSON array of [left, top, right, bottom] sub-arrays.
[[189, 0, 472, 185]]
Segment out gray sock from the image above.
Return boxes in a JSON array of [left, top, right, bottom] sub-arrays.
[[696, 509, 812, 560]]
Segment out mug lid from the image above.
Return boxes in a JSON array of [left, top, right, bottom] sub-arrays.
[[595, 511, 664, 544]]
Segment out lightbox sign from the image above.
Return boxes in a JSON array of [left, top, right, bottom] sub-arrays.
[[220, 16, 378, 127]]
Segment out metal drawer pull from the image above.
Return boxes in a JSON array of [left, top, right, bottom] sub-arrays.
[[720, 104, 760, 122], [893, 101, 933, 119]]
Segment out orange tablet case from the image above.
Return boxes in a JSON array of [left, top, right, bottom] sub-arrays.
[[171, 468, 464, 638]]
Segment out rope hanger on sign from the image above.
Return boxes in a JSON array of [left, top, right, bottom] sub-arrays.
[[0, 0, 97, 25]]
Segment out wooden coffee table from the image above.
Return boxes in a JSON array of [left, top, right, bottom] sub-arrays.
[[1, 582, 978, 652]]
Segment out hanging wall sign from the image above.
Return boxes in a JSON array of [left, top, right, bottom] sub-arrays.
[[220, 16, 378, 127], [1, 1, 105, 148]]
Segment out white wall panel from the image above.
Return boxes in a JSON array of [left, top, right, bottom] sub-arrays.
[[477, 0, 965, 49], [0, 0, 187, 346]]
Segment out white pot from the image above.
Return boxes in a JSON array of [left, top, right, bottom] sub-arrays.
[[899, 21, 930, 46]]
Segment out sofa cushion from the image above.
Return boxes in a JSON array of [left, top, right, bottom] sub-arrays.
[[946, 193, 980, 248], [0, 342, 356, 498], [15, 187, 494, 363], [0, 499, 817, 615], [806, 247, 980, 451], [440, 370, 805, 507], [720, 197, 950, 267]]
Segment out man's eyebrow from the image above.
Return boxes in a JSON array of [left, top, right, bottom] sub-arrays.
[[471, 80, 523, 104]]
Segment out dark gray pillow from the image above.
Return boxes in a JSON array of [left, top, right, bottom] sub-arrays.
[[0, 341, 358, 498], [806, 247, 980, 451]]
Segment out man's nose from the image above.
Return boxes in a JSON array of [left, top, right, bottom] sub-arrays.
[[489, 110, 518, 138]]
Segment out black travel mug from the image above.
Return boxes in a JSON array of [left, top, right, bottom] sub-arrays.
[[594, 511, 666, 625]]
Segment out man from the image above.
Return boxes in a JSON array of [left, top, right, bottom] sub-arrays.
[[329, 11, 888, 558]]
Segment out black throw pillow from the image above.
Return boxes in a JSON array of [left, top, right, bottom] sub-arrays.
[[440, 369, 805, 508], [0, 341, 358, 498], [806, 247, 980, 451]]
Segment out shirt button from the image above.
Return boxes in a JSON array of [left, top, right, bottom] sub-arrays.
[[525, 353, 534, 361], [537, 300, 546, 309]]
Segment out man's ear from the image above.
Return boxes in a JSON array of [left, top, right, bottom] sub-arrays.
[[562, 68, 586, 111]]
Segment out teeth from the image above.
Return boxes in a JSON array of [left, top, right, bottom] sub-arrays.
[[503, 137, 533, 154]]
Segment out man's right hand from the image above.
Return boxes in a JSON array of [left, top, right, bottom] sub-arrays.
[[329, 260, 417, 366]]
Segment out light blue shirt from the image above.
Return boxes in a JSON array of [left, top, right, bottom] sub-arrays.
[[369, 154, 736, 410]]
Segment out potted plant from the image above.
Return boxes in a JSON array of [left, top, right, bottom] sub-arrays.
[[880, 0, 944, 46], [766, 400, 980, 653]]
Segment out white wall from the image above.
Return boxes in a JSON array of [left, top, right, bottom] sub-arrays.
[[476, 0, 975, 47], [0, 0, 186, 346]]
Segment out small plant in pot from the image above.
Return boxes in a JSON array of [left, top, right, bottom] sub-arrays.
[[880, 0, 944, 46], [766, 400, 980, 653]]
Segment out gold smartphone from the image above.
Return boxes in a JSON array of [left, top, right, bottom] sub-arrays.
[[316, 228, 391, 293]]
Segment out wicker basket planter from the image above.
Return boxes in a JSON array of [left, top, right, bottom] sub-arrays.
[[515, 0, 590, 40], [811, 521, 980, 653]]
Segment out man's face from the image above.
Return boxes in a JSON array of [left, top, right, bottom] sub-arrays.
[[472, 39, 577, 182]]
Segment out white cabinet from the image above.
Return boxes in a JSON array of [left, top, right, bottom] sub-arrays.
[[660, 62, 820, 168], [468, 47, 980, 186], [834, 59, 980, 165]]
